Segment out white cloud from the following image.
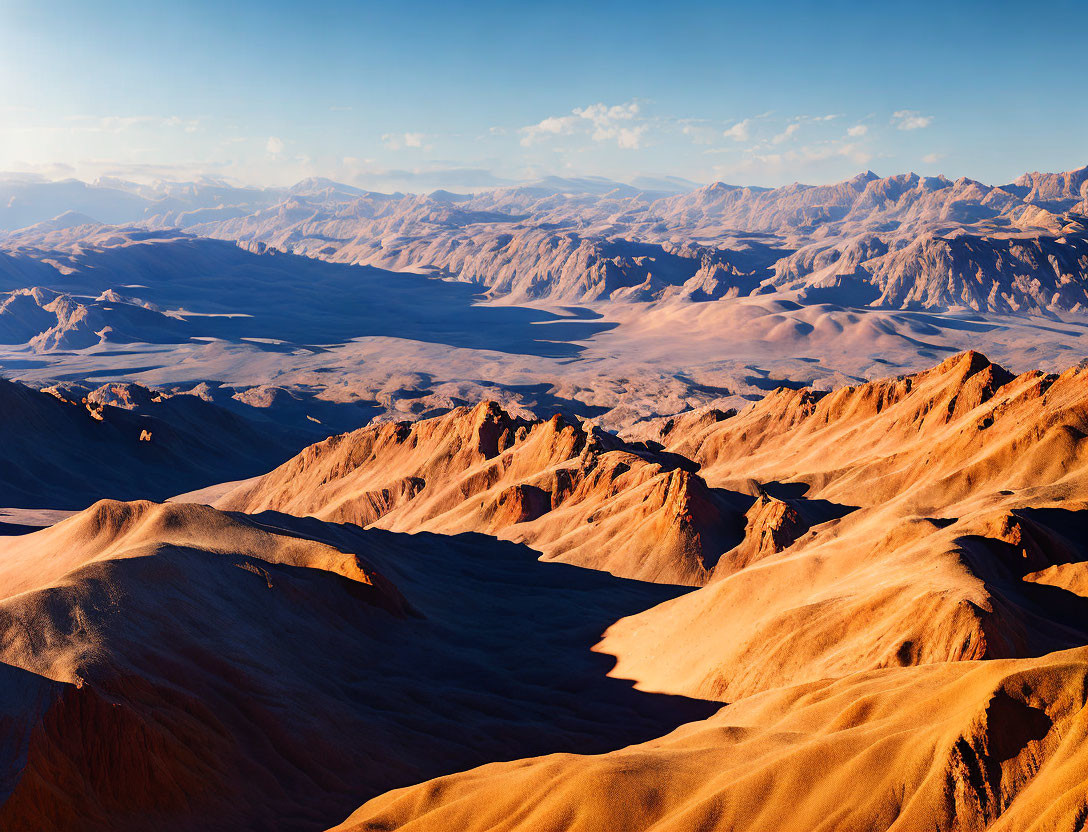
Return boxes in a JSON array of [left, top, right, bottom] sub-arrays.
[[771, 123, 800, 144], [847, 124, 868, 137], [163, 116, 200, 133], [769, 114, 845, 144], [711, 139, 873, 184], [382, 132, 426, 150], [520, 100, 646, 149], [615, 125, 647, 149], [922, 152, 944, 164], [573, 101, 640, 139], [265, 136, 284, 155], [723, 119, 751, 142], [520, 114, 579, 146], [891, 110, 933, 130]]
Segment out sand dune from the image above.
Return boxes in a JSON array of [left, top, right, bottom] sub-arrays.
[[330, 648, 1088, 832], [598, 353, 1088, 700], [211, 352, 1088, 702], [3, 353, 1088, 830], [662, 350, 1088, 509], [314, 352, 1088, 832], [0, 500, 711, 830]]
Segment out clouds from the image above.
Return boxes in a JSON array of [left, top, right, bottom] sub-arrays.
[[891, 110, 933, 130], [771, 123, 800, 144], [723, 119, 752, 142], [573, 101, 645, 148], [696, 111, 874, 183], [520, 115, 577, 145], [164, 116, 200, 134], [711, 138, 873, 184], [520, 101, 646, 149], [696, 112, 843, 149], [0, 99, 956, 195], [382, 132, 425, 150]]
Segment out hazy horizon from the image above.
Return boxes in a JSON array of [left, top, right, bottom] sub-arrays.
[[2, 159, 1085, 198], [2, 0, 1086, 192]]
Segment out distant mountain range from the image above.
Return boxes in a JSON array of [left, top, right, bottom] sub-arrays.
[[2, 165, 1086, 314]]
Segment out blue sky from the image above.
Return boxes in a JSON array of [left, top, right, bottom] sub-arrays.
[[1, 0, 1085, 190]]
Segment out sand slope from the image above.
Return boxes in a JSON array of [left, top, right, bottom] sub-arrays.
[[317, 353, 1088, 831], [330, 649, 1088, 832], [0, 500, 710, 831], [3, 352, 1088, 830], [599, 352, 1088, 700]]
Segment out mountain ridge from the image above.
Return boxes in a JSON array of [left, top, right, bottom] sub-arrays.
[[5, 163, 1086, 314]]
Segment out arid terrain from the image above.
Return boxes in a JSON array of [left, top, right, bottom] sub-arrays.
[[1, 165, 1088, 830]]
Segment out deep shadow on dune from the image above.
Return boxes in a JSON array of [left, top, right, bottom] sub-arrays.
[[245, 510, 720, 738], [743, 373, 811, 392], [895, 311, 1003, 334], [953, 508, 1088, 657], [0, 509, 718, 832], [0, 521, 42, 536]]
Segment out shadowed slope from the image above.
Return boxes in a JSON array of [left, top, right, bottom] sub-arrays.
[[0, 232, 614, 357], [0, 376, 322, 509], [0, 501, 713, 831], [329, 649, 1088, 832]]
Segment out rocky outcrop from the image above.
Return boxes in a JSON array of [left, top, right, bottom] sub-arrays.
[[781, 229, 1088, 314], [712, 491, 805, 575], [218, 402, 743, 585], [0, 286, 188, 352]]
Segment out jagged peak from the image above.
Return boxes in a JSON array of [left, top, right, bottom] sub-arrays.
[[925, 349, 1012, 386]]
